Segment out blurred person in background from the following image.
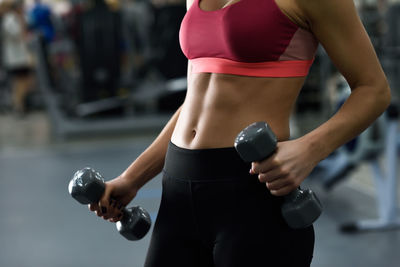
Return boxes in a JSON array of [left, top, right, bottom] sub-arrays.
[[27, 0, 54, 88], [120, 0, 154, 77], [1, 0, 34, 116], [27, 0, 54, 44], [0, 2, 6, 75]]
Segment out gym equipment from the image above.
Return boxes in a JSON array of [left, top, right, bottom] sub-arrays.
[[149, 3, 187, 79], [76, 0, 122, 103], [329, 0, 400, 234], [339, 103, 400, 232], [33, 32, 176, 138], [234, 122, 323, 229], [68, 167, 151, 241]]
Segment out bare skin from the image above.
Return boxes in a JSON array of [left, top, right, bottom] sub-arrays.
[[90, 0, 391, 222]]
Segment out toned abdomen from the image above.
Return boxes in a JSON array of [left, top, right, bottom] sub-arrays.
[[171, 72, 306, 149]]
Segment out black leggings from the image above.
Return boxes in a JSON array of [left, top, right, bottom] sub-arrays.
[[144, 142, 314, 267]]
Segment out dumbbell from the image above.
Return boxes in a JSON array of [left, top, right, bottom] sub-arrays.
[[234, 122, 322, 229], [68, 167, 151, 240]]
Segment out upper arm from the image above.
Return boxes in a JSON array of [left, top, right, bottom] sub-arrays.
[[187, 60, 192, 77], [298, 0, 388, 90]]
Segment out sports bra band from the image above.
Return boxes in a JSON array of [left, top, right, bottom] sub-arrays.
[[190, 57, 314, 77]]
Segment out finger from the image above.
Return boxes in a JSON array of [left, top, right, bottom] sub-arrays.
[[266, 176, 291, 191], [99, 204, 123, 219], [108, 212, 123, 223], [98, 200, 108, 214], [258, 167, 288, 183], [98, 184, 113, 218], [101, 206, 119, 220], [270, 185, 298, 197], [88, 203, 98, 212], [108, 212, 124, 223], [97, 200, 110, 218], [251, 156, 280, 174], [104, 204, 123, 219]]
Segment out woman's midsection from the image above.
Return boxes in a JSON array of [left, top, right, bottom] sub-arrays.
[[171, 73, 306, 149]]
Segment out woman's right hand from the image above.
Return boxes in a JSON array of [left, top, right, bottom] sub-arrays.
[[88, 174, 139, 223]]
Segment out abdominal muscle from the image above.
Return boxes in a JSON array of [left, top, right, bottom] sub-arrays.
[[171, 72, 306, 149]]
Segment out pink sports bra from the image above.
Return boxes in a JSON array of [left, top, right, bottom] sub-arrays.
[[179, 0, 319, 77]]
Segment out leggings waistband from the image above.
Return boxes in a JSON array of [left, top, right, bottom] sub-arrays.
[[163, 141, 252, 180]]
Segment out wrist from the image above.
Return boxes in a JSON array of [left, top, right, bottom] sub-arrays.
[[298, 134, 328, 167], [119, 171, 142, 192]]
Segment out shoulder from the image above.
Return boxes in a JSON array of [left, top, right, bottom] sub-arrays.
[[293, 0, 360, 29], [276, 0, 360, 31]]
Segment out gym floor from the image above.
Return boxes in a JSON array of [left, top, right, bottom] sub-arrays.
[[1, 111, 400, 267]]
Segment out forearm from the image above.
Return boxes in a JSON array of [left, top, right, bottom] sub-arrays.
[[121, 105, 182, 189], [301, 83, 391, 164]]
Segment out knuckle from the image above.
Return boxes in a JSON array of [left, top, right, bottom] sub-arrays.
[[267, 182, 276, 190], [267, 174, 275, 182], [100, 199, 109, 207], [272, 158, 281, 167], [279, 168, 289, 177]]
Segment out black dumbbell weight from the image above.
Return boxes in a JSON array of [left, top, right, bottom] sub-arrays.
[[68, 167, 151, 240], [234, 122, 322, 229]]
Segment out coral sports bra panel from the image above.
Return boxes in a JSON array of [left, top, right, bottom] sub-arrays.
[[179, 0, 319, 77]]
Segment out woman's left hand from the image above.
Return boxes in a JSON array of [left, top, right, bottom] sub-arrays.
[[250, 138, 319, 196]]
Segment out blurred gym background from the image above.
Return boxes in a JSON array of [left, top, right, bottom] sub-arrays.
[[0, 0, 399, 266]]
